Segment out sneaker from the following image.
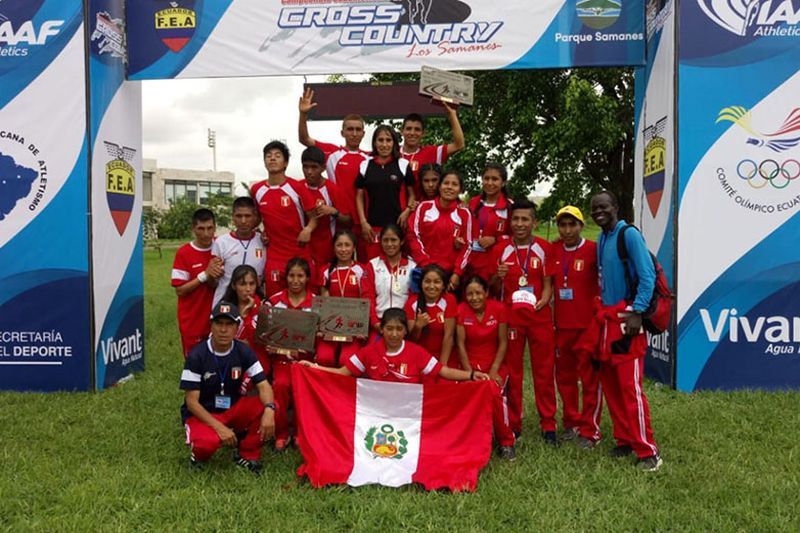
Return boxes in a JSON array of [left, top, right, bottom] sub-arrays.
[[275, 436, 292, 452], [513, 430, 522, 440], [576, 437, 597, 449], [560, 427, 579, 441], [636, 454, 663, 472], [498, 445, 516, 461], [189, 458, 205, 470], [542, 431, 559, 447], [608, 444, 634, 458], [235, 457, 263, 474]]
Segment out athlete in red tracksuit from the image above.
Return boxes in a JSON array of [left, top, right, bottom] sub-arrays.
[[467, 163, 512, 282], [250, 141, 318, 297], [491, 199, 557, 443], [298, 88, 370, 258], [171, 209, 223, 356], [266, 258, 316, 451], [298, 146, 353, 269], [586, 190, 661, 471], [366, 225, 416, 338], [549, 206, 602, 444], [220, 264, 271, 378], [316, 230, 374, 368], [455, 277, 517, 459], [404, 265, 458, 366], [407, 170, 472, 291]]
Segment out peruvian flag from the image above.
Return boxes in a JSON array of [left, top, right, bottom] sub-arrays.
[[292, 365, 494, 491]]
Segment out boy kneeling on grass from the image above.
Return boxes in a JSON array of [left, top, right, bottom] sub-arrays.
[[180, 301, 276, 473]]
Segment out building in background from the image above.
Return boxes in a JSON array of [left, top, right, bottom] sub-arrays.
[[142, 158, 235, 210]]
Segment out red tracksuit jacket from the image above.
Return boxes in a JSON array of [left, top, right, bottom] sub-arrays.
[[407, 198, 472, 275]]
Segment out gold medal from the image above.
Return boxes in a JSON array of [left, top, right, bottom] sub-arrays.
[[518, 275, 527, 286]]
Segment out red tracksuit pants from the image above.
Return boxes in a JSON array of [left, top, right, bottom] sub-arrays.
[[601, 350, 659, 459], [507, 321, 557, 433], [315, 339, 363, 368], [555, 328, 602, 441], [184, 396, 265, 461], [271, 360, 296, 441]]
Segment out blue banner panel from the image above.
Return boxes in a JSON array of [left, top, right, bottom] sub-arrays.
[[633, 0, 676, 386], [0, 0, 91, 391], [88, 0, 145, 389], [126, 0, 645, 80], [676, 0, 800, 391]]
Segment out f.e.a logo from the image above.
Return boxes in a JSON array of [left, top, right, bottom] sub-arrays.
[[104, 142, 137, 236], [155, 2, 196, 52]]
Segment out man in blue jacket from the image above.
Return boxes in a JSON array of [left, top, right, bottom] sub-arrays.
[[589, 190, 662, 472]]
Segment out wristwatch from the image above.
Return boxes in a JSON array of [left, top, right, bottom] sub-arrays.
[[263, 402, 277, 412]]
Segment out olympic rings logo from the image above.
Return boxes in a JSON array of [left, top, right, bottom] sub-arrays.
[[736, 159, 800, 189]]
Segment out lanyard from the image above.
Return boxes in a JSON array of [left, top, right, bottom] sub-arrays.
[[514, 242, 533, 275], [335, 264, 356, 296], [214, 355, 230, 395], [561, 239, 582, 287], [384, 258, 402, 303], [234, 233, 252, 265]]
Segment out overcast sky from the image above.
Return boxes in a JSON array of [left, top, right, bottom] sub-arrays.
[[142, 75, 357, 195], [142, 76, 551, 197]]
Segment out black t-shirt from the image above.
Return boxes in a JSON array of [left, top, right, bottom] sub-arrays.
[[355, 157, 415, 227], [179, 338, 266, 422]]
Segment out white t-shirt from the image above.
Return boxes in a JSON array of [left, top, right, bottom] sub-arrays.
[[211, 231, 267, 306]]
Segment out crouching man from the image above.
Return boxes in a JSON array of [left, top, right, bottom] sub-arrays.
[[180, 301, 276, 473]]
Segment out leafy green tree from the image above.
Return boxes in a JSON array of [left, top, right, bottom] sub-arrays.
[[156, 193, 233, 240], [371, 68, 635, 221]]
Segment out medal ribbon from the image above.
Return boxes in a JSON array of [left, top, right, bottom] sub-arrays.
[[335, 264, 356, 297]]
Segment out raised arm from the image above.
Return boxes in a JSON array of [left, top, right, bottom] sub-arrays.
[[298, 87, 318, 148], [443, 102, 465, 156]]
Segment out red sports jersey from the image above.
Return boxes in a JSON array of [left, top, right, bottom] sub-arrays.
[[407, 198, 472, 275], [236, 294, 270, 372], [251, 178, 315, 262], [467, 194, 512, 279], [467, 194, 512, 242], [457, 299, 507, 371], [404, 293, 457, 357], [401, 144, 448, 200], [268, 289, 315, 310], [548, 238, 599, 329], [172, 242, 214, 338], [491, 237, 553, 324], [320, 263, 372, 299], [345, 340, 441, 384], [316, 141, 370, 224], [300, 179, 349, 266]]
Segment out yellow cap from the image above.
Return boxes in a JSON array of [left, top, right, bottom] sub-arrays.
[[556, 205, 584, 224]]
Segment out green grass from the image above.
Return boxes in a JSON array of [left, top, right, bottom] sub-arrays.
[[1, 248, 798, 531]]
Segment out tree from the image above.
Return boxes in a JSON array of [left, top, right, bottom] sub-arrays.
[[371, 68, 636, 221], [156, 193, 233, 240]]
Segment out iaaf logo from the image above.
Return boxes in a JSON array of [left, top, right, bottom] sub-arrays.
[[0, 16, 63, 46], [698, 0, 800, 36]]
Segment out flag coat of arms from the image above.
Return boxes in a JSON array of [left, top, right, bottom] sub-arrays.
[[292, 365, 493, 491]]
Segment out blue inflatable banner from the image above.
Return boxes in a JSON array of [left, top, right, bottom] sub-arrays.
[[88, 0, 145, 390], [676, 0, 800, 390], [633, 0, 676, 386], [0, 1, 91, 391], [126, 0, 645, 80]]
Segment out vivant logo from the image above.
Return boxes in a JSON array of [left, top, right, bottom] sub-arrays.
[[698, 0, 800, 36], [700, 308, 800, 343]]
